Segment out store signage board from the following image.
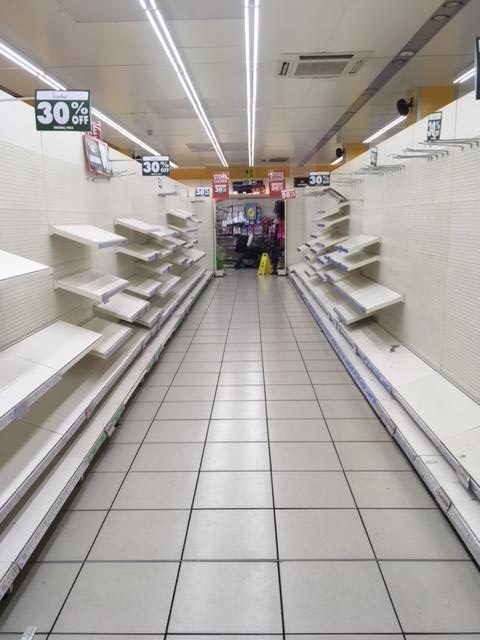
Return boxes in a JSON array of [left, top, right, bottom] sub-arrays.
[[35, 90, 91, 131], [426, 112, 442, 142], [370, 147, 378, 167], [83, 133, 113, 177], [476, 37, 480, 100], [294, 176, 310, 188], [281, 188, 296, 199], [268, 170, 286, 197], [195, 187, 210, 198], [212, 172, 230, 201], [308, 171, 330, 187], [142, 156, 170, 177]]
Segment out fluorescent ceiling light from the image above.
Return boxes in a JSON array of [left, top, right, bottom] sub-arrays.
[[453, 66, 475, 84], [138, 0, 228, 168], [331, 155, 343, 166], [0, 38, 178, 166], [244, 0, 260, 167], [363, 115, 406, 144]]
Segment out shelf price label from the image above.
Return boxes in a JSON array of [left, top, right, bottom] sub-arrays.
[[308, 171, 330, 187], [142, 156, 170, 176], [195, 187, 210, 198], [281, 188, 296, 199], [426, 112, 442, 142], [268, 170, 286, 197], [35, 90, 91, 131], [211, 172, 230, 201]]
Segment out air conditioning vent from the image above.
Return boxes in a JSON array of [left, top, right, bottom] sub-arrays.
[[276, 52, 371, 78]]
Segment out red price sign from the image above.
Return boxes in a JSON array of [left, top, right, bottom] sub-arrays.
[[268, 170, 285, 197], [211, 172, 230, 201], [281, 188, 296, 200]]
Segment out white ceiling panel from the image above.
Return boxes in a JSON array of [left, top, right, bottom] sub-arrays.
[[0, 0, 476, 166]]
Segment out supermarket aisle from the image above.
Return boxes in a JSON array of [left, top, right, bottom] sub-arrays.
[[1, 270, 480, 636]]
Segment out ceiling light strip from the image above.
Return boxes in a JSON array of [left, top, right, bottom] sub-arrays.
[[330, 155, 343, 166], [363, 115, 406, 144], [244, 0, 259, 167], [139, 0, 228, 167], [453, 66, 475, 84], [0, 38, 177, 165]]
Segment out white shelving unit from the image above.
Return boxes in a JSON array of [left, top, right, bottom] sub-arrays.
[[334, 302, 373, 325], [310, 234, 349, 250], [0, 270, 213, 598], [328, 250, 380, 272], [0, 321, 102, 432], [335, 235, 380, 253], [185, 248, 206, 264], [50, 224, 127, 249], [125, 275, 163, 299], [54, 270, 128, 303], [333, 273, 404, 314], [82, 317, 133, 359], [138, 260, 172, 277], [0, 250, 51, 284], [168, 223, 197, 235], [116, 243, 160, 262], [157, 272, 182, 297], [94, 291, 150, 323], [136, 305, 165, 329], [114, 218, 163, 235], [149, 225, 178, 240], [317, 214, 350, 230], [289, 266, 480, 566]]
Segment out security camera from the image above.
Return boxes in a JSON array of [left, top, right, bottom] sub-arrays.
[[335, 147, 345, 158], [396, 98, 413, 116]]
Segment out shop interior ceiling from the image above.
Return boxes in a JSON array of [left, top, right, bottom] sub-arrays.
[[0, 0, 477, 167]]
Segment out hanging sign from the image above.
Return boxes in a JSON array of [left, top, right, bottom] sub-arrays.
[[83, 134, 113, 177], [281, 188, 296, 199], [370, 147, 378, 167], [35, 90, 91, 131], [195, 187, 210, 198], [212, 172, 230, 201], [268, 170, 286, 197], [294, 176, 310, 188], [426, 112, 442, 142], [142, 156, 170, 176], [308, 171, 330, 187]]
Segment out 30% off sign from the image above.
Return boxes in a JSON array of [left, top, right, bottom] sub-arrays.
[[35, 90, 91, 131]]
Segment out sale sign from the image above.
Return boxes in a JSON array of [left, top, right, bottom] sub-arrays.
[[35, 90, 91, 131], [281, 188, 296, 199], [268, 170, 285, 197], [212, 172, 230, 201]]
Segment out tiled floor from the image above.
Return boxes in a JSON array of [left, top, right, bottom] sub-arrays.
[[1, 271, 480, 638]]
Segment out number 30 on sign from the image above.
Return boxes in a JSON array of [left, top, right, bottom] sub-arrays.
[[308, 172, 330, 187], [35, 90, 91, 131]]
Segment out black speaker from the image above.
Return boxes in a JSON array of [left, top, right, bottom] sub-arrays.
[[396, 98, 413, 116]]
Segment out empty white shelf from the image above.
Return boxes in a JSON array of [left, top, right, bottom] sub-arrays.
[[334, 274, 404, 314], [170, 255, 190, 266], [139, 260, 172, 277], [334, 303, 373, 325], [148, 225, 178, 240], [310, 234, 349, 250], [55, 270, 128, 303], [50, 224, 127, 249], [167, 209, 193, 221], [114, 218, 163, 235], [336, 235, 381, 253], [317, 214, 350, 229], [0, 250, 51, 284], [325, 269, 350, 284], [329, 250, 380, 272], [297, 244, 308, 253], [0, 321, 101, 431], [116, 243, 160, 262], [168, 224, 197, 235], [136, 305, 165, 329], [185, 248, 206, 263], [82, 317, 133, 359], [157, 273, 182, 297], [94, 292, 150, 323], [125, 275, 162, 298], [161, 236, 186, 248]]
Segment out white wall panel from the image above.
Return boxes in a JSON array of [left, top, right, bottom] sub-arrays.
[[330, 90, 480, 402]]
